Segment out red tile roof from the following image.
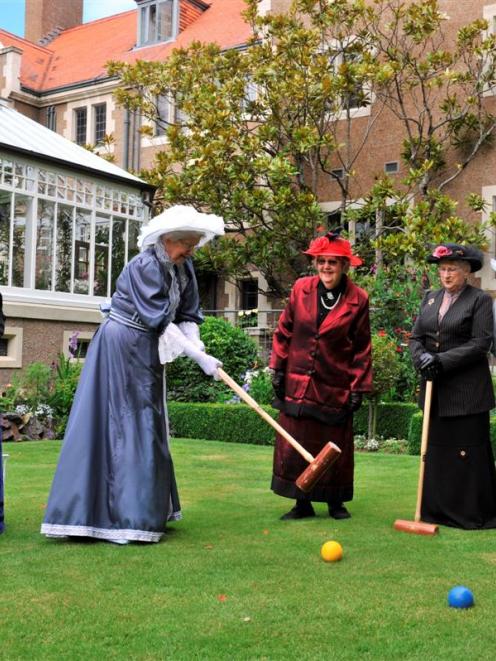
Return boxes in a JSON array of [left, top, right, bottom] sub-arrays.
[[0, 31, 53, 91], [0, 0, 251, 93]]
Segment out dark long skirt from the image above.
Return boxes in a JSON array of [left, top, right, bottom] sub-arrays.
[[271, 413, 353, 503], [421, 407, 496, 530]]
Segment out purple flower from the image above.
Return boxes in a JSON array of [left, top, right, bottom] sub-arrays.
[[242, 383, 250, 392], [68, 331, 80, 358]]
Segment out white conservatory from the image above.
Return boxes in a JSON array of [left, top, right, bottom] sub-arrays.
[[0, 101, 153, 378]]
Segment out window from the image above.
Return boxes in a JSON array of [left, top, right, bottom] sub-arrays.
[[0, 327, 23, 368], [63, 330, 95, 362], [0, 156, 148, 297], [337, 49, 369, 111], [138, 0, 177, 47], [331, 168, 344, 180], [324, 37, 374, 118], [241, 279, 258, 311], [74, 107, 87, 145], [384, 161, 399, 174], [46, 106, 56, 131], [241, 78, 258, 113], [93, 103, 107, 144], [155, 95, 171, 136], [174, 99, 188, 126]]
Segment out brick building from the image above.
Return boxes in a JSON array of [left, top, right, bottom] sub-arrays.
[[1, 0, 496, 380]]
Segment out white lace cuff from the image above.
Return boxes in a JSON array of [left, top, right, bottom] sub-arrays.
[[177, 321, 204, 351], [158, 323, 190, 364]]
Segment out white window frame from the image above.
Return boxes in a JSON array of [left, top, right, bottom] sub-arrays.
[[0, 154, 147, 303], [483, 4, 496, 97], [0, 326, 23, 368], [324, 37, 375, 120], [480, 184, 496, 291], [62, 329, 95, 362], [137, 0, 179, 48], [65, 95, 115, 150]]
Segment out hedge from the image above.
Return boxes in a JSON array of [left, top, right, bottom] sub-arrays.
[[408, 411, 496, 455], [354, 402, 418, 440], [168, 402, 277, 445], [168, 401, 418, 445]]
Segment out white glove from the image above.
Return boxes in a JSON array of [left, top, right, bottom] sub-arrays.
[[177, 321, 205, 351], [190, 350, 222, 379]]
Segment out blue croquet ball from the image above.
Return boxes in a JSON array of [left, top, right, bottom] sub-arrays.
[[448, 586, 474, 609]]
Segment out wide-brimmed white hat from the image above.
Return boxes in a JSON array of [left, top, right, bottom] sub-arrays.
[[138, 204, 224, 250]]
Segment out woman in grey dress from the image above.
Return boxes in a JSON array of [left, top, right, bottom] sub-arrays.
[[41, 205, 224, 543]]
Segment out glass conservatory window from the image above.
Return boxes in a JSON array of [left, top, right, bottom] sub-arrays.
[[0, 191, 11, 286], [12, 195, 29, 288], [36, 199, 55, 290], [0, 156, 147, 297], [55, 205, 73, 293]]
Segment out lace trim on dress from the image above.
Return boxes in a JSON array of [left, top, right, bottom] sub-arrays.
[[40, 517, 182, 543], [153, 239, 181, 321]]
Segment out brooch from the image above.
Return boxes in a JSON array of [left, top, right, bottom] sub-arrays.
[[428, 298, 435, 305]]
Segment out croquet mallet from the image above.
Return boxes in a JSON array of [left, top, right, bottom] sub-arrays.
[[394, 380, 439, 535], [217, 368, 341, 492]]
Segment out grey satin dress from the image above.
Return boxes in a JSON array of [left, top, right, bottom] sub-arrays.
[[41, 246, 202, 543]]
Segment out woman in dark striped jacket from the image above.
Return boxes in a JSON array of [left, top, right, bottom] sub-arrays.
[[409, 243, 496, 529]]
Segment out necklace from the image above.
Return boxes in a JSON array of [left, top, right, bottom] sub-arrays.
[[320, 292, 342, 311]]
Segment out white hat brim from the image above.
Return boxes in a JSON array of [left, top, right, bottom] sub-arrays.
[[138, 205, 224, 249]]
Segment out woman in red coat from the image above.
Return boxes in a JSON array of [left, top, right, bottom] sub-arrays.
[[269, 232, 372, 519]]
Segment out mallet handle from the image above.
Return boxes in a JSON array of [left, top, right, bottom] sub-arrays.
[[217, 368, 315, 464], [414, 380, 433, 522]]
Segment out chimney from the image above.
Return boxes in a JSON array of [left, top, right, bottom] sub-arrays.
[[25, 0, 84, 44]]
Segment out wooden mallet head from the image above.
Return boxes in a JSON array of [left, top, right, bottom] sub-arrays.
[[393, 519, 438, 535], [295, 442, 342, 493]]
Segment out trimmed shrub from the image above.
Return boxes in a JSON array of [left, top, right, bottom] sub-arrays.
[[354, 402, 418, 440], [168, 402, 276, 445], [166, 316, 259, 402], [169, 400, 418, 445]]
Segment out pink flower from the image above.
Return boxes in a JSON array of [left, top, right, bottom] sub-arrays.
[[432, 246, 452, 259]]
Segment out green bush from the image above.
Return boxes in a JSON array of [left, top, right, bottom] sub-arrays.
[[366, 333, 402, 438], [48, 354, 83, 436], [168, 402, 276, 445], [245, 367, 274, 405], [166, 316, 259, 402], [354, 402, 418, 440]]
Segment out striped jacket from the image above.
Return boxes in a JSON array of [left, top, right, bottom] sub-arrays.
[[409, 285, 495, 416]]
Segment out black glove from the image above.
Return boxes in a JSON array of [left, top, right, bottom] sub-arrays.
[[419, 352, 442, 380], [271, 369, 285, 400], [349, 392, 363, 412]]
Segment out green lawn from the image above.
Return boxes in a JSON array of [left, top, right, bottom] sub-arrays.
[[1, 439, 496, 660]]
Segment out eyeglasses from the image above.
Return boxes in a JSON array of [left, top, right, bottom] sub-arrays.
[[316, 258, 340, 266], [177, 239, 200, 250], [438, 266, 462, 274]]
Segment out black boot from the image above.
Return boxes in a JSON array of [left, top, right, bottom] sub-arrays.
[[328, 502, 351, 519], [280, 499, 316, 520]]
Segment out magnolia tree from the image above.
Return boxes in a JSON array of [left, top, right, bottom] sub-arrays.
[[109, 0, 388, 297], [109, 0, 496, 296]]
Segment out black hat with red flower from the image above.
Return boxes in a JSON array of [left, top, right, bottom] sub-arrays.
[[426, 243, 483, 272]]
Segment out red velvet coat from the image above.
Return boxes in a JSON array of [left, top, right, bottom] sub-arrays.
[[269, 275, 372, 418]]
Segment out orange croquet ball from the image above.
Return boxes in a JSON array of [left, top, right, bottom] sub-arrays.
[[320, 540, 343, 562]]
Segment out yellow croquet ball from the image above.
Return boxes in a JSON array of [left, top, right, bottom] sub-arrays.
[[320, 540, 343, 562]]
